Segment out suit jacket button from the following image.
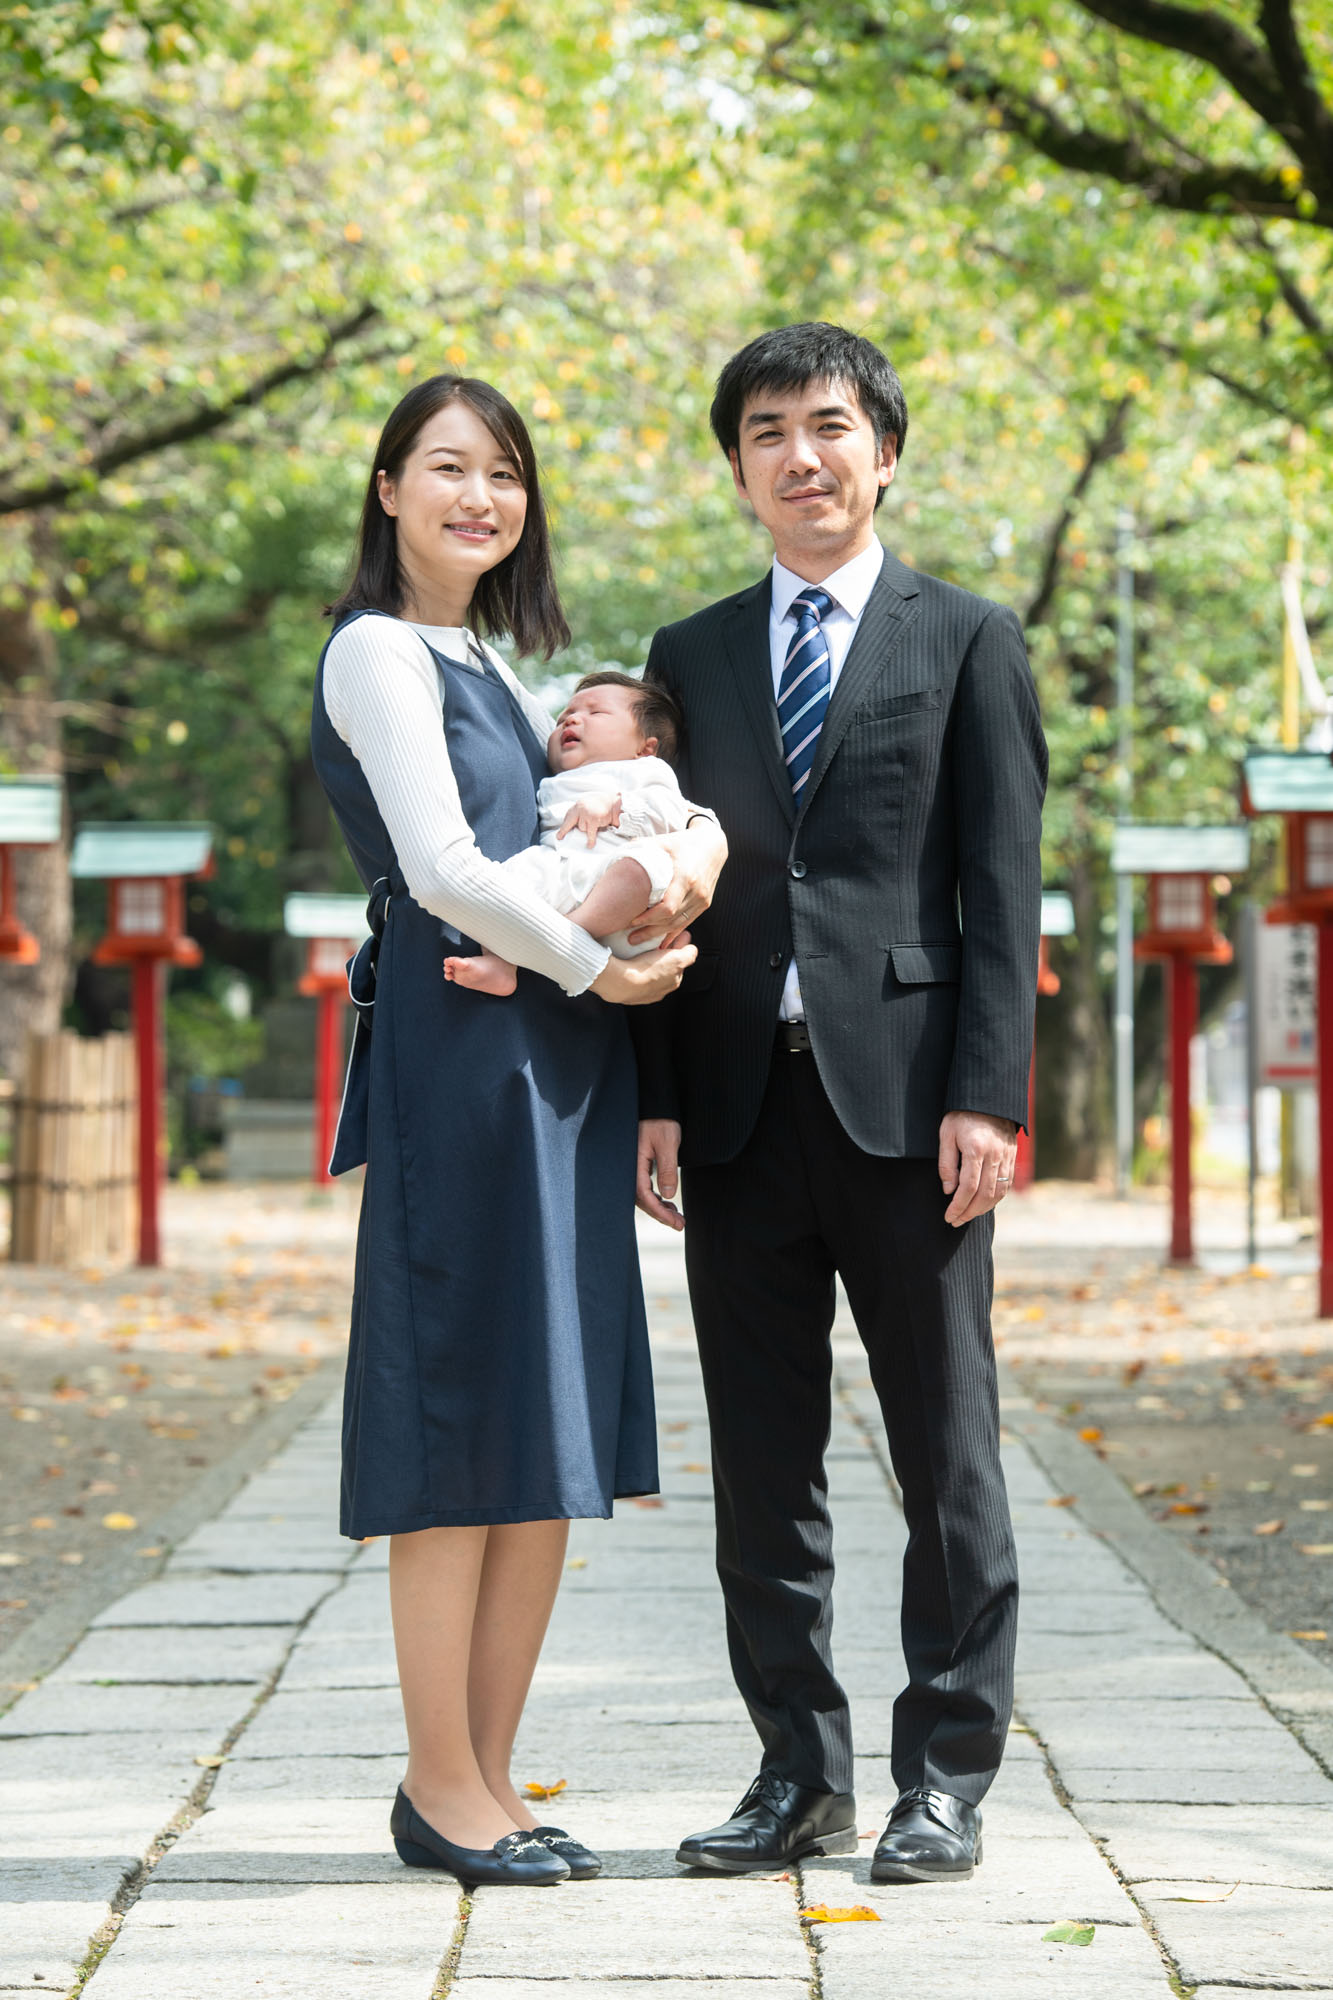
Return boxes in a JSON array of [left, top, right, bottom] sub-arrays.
[[789, 861, 807, 879], [769, 952, 783, 969]]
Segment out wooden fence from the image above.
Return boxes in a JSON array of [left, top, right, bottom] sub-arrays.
[[9, 1031, 136, 1266]]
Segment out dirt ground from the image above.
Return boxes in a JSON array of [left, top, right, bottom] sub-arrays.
[[994, 1180, 1333, 1662], [0, 1180, 359, 1660]]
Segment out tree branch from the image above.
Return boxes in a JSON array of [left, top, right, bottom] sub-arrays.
[[0, 303, 381, 517], [1257, 0, 1333, 199], [1024, 396, 1132, 629], [948, 59, 1332, 227], [1075, 1, 1295, 139]]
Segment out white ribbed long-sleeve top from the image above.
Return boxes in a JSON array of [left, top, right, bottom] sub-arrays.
[[322, 612, 610, 996]]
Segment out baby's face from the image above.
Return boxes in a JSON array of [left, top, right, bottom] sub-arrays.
[[548, 684, 649, 772]]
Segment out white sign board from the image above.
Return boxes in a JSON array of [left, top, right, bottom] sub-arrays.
[[1257, 923, 1317, 1085]]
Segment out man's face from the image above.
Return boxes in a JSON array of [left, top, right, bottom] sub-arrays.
[[728, 377, 896, 577]]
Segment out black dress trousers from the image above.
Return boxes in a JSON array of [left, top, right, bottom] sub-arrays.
[[682, 1044, 1018, 1806]]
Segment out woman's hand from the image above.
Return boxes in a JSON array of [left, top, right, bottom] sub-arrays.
[[625, 819, 727, 950], [590, 938, 695, 1006]]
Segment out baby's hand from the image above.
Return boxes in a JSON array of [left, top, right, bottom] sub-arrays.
[[557, 793, 622, 848]]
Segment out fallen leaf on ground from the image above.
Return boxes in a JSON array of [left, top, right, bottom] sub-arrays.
[[632, 1497, 664, 1509], [681, 1463, 709, 1474], [1078, 1427, 1102, 1443], [193, 1754, 225, 1769], [1301, 1499, 1332, 1511], [0, 1598, 27, 1609], [802, 1905, 881, 1924], [1043, 1921, 1095, 1946], [58, 1552, 84, 1566], [1167, 1883, 1237, 1903], [1313, 1412, 1333, 1427], [565, 1557, 588, 1570], [1297, 1543, 1333, 1556], [1289, 1629, 1328, 1641], [1168, 1502, 1207, 1516], [0, 1554, 26, 1568], [1254, 1520, 1285, 1536], [1046, 1495, 1077, 1508], [523, 1778, 567, 1800], [1132, 1480, 1156, 1497], [1246, 1481, 1273, 1493], [101, 1513, 137, 1531]]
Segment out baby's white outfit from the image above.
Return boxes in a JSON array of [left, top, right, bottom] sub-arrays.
[[502, 756, 690, 960]]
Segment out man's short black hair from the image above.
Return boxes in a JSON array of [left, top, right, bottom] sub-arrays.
[[573, 670, 683, 764], [710, 323, 909, 483]]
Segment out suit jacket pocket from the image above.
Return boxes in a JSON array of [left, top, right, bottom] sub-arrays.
[[679, 952, 719, 993], [889, 941, 962, 985], [857, 685, 944, 723]]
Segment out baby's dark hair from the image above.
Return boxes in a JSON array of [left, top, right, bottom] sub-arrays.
[[573, 670, 682, 763]]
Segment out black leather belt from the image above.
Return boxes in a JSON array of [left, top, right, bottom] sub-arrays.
[[777, 1021, 812, 1052]]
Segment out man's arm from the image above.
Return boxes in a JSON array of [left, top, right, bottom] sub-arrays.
[[942, 603, 1047, 1217]]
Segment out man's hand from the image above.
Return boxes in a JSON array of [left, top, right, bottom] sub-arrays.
[[625, 820, 728, 949], [557, 793, 622, 847], [938, 1110, 1018, 1226], [637, 1118, 684, 1230]]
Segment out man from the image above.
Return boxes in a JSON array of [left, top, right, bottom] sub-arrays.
[[632, 323, 1046, 1884]]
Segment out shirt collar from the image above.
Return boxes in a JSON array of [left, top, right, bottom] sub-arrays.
[[771, 539, 885, 622]]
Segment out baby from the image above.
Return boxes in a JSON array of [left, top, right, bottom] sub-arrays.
[[443, 670, 696, 995]]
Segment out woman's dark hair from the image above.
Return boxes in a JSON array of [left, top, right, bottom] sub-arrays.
[[710, 323, 908, 509], [572, 670, 683, 764], [328, 374, 571, 659]]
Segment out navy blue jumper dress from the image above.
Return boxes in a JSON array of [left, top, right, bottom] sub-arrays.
[[310, 612, 659, 1536]]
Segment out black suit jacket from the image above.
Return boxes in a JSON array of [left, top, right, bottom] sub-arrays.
[[631, 548, 1048, 1165]]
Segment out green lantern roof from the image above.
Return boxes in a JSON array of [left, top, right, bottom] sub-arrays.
[[70, 823, 213, 879], [1243, 749, 1333, 815], [283, 893, 370, 941], [0, 776, 62, 845], [1111, 825, 1250, 875]]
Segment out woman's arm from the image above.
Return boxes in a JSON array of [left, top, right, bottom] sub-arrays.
[[324, 617, 608, 995]]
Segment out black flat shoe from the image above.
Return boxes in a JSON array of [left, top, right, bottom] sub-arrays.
[[531, 1824, 602, 1879], [390, 1787, 570, 1886], [870, 1787, 982, 1883], [675, 1772, 857, 1874]]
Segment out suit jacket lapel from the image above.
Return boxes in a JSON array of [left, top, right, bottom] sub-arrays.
[[798, 552, 922, 819], [722, 576, 795, 827]]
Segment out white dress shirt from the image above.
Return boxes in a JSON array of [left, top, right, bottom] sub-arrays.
[[768, 539, 885, 1020]]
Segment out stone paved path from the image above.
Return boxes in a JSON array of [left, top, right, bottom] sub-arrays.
[[3, 1219, 1332, 1996]]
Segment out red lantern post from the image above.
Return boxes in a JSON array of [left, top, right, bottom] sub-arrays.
[[71, 825, 213, 1267], [283, 894, 368, 1185], [0, 777, 62, 965], [1243, 751, 1333, 1315], [1112, 826, 1250, 1268]]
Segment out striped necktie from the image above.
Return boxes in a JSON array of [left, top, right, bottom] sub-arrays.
[[778, 586, 834, 799]]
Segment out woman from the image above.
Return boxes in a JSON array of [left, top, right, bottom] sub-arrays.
[[311, 374, 725, 1887]]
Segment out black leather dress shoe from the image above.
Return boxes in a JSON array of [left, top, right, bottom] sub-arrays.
[[531, 1824, 601, 1879], [676, 1772, 857, 1874], [390, 1788, 570, 1885], [870, 1787, 982, 1882]]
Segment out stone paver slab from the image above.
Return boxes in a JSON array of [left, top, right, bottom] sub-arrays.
[[48, 1626, 295, 1686], [83, 1880, 459, 1999], [232, 1686, 404, 1759], [1053, 1763, 1333, 1805], [452, 1986, 808, 2000], [153, 1798, 401, 1882], [213, 1754, 404, 1803], [809, 1905, 1172, 1999], [0, 1858, 130, 1992], [0, 1681, 260, 1739], [1136, 1879, 1333, 1988], [462, 1876, 809, 1980], [92, 1572, 340, 1627], [279, 1637, 400, 1690], [1077, 1801, 1333, 1888]]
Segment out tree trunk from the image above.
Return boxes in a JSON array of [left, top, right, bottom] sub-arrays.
[[0, 597, 69, 1083]]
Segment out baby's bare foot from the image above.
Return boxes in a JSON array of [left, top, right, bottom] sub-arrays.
[[443, 953, 517, 997]]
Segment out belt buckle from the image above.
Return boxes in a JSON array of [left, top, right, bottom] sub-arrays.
[[782, 1022, 812, 1053]]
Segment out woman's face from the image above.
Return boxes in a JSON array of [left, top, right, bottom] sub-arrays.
[[376, 399, 528, 605]]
